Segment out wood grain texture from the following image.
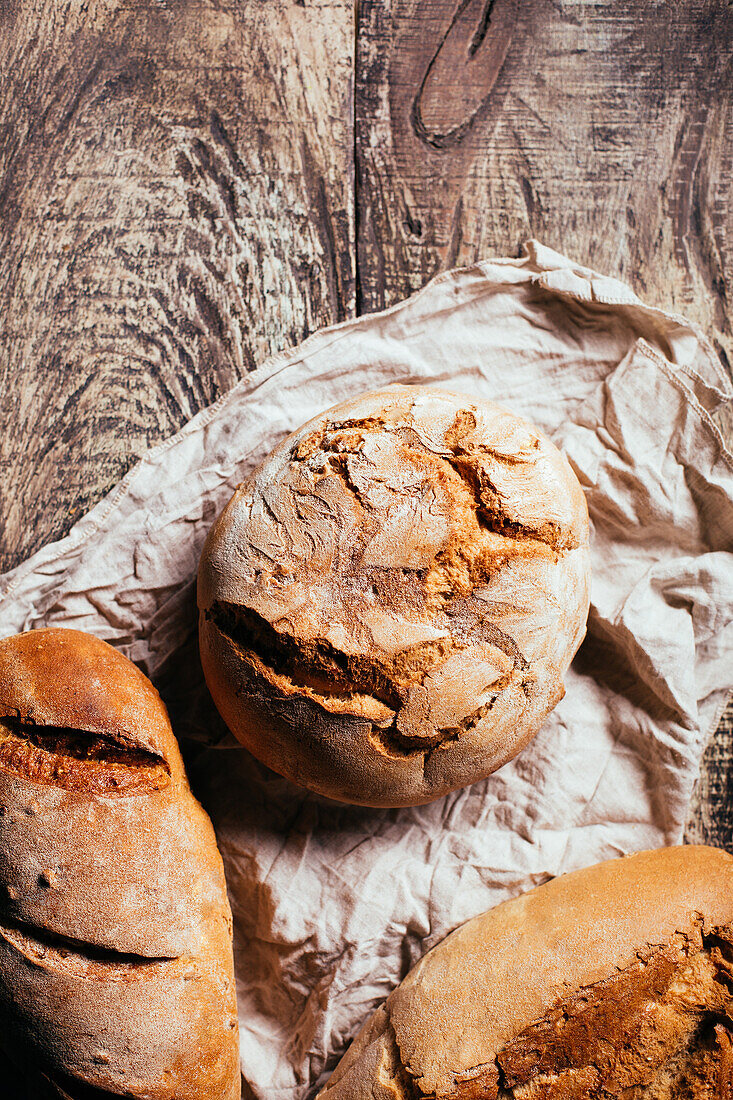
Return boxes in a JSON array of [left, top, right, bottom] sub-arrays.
[[686, 704, 733, 850], [356, 0, 733, 353], [0, 0, 354, 569], [0, 0, 730, 844]]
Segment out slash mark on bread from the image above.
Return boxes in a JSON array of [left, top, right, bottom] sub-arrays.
[[208, 602, 530, 761], [0, 916, 179, 978], [0, 718, 170, 794]]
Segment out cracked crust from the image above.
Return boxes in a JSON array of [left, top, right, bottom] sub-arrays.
[[198, 386, 590, 806], [0, 629, 240, 1099], [318, 846, 733, 1100]]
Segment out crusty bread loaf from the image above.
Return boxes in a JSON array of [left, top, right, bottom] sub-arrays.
[[318, 845, 733, 1099], [198, 385, 590, 806], [0, 628, 240, 1099]]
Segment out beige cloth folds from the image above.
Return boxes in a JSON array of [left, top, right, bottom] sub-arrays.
[[1, 241, 732, 1098]]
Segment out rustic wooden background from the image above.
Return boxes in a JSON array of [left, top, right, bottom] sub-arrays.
[[0, 0, 731, 846]]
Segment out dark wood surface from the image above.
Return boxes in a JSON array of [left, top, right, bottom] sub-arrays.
[[0, 0, 731, 845]]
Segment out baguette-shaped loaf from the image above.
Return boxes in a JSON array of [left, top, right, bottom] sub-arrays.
[[199, 386, 590, 807], [319, 846, 733, 1099], [0, 628, 240, 1099]]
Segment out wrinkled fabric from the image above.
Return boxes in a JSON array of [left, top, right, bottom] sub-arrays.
[[1, 241, 732, 1098]]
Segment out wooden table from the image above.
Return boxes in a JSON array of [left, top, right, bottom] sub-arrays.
[[1, 0, 731, 846]]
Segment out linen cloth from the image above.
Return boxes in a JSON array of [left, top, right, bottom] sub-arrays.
[[1, 241, 732, 1098]]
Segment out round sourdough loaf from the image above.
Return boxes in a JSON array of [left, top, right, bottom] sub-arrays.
[[0, 628, 240, 1100], [198, 385, 591, 806], [318, 845, 733, 1100]]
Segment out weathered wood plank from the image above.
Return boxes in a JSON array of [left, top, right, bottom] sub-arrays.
[[685, 702, 733, 849], [355, 0, 733, 356], [0, 0, 354, 570]]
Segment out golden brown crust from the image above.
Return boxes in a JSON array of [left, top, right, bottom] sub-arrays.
[[318, 846, 733, 1100], [198, 386, 591, 807], [0, 629, 240, 1100], [0, 629, 180, 764]]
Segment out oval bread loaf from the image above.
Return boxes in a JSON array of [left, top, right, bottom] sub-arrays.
[[318, 845, 733, 1099], [198, 385, 591, 806], [0, 628, 240, 1099]]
